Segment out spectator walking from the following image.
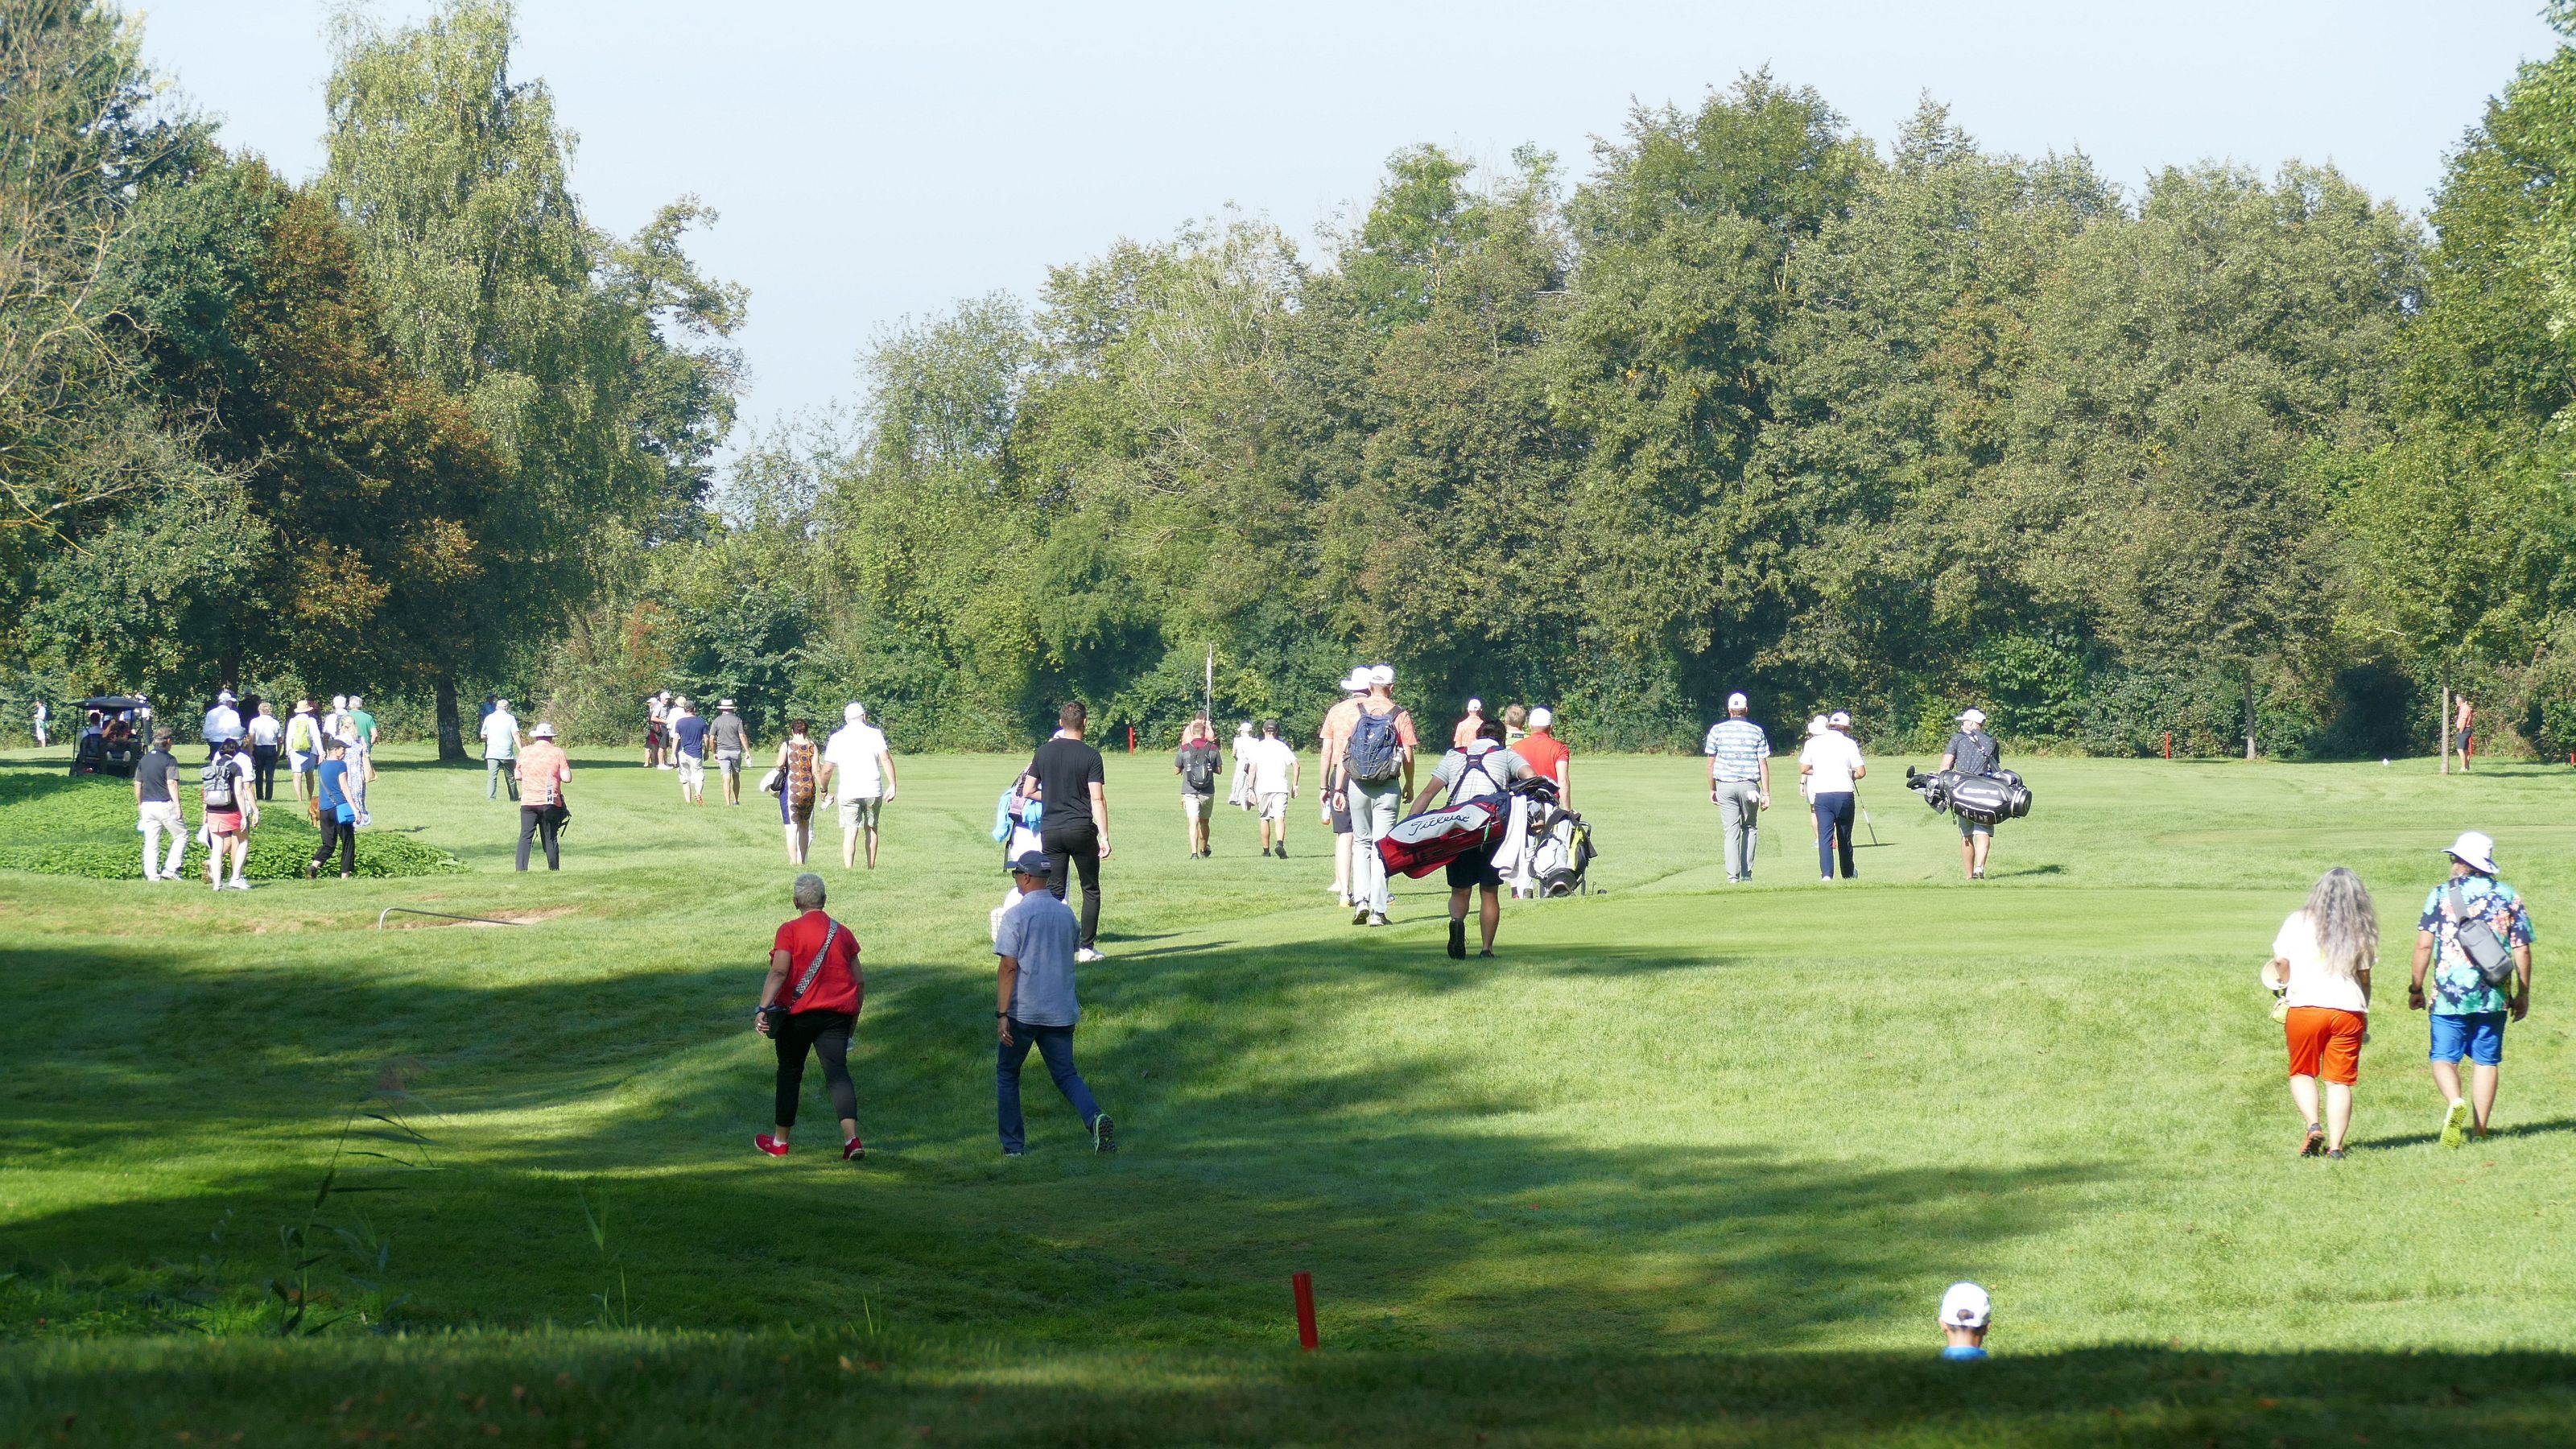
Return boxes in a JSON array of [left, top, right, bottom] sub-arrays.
[[513, 723, 572, 872], [1335, 666, 1418, 928], [134, 729, 187, 881], [200, 738, 258, 891], [774, 719, 820, 865], [1938, 708, 2002, 880], [2269, 867, 2377, 1158], [1247, 720, 1299, 858], [345, 696, 377, 821], [1501, 703, 1529, 747], [752, 872, 866, 1162], [481, 697, 522, 801], [2455, 695, 2475, 772], [245, 701, 283, 801], [993, 850, 1114, 1156], [284, 700, 320, 806], [29, 699, 46, 749], [1799, 716, 1865, 882], [821, 703, 897, 868], [710, 699, 750, 806], [305, 737, 358, 879], [201, 690, 244, 762], [1452, 697, 1487, 749], [1021, 702, 1113, 962], [1410, 717, 1530, 958], [1318, 671, 1369, 903], [1939, 1283, 1992, 1362], [1226, 720, 1255, 813], [670, 697, 708, 805], [1704, 692, 1772, 884], [2409, 831, 2535, 1148], [1174, 716, 1221, 858], [644, 691, 670, 770]]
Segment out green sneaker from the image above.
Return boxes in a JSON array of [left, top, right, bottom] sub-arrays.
[[2440, 1099, 2471, 1150], [1092, 1114, 1116, 1154]]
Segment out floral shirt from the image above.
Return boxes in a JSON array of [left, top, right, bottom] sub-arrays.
[[2417, 873, 2533, 1016]]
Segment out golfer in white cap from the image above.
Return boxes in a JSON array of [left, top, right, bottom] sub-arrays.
[[1338, 665, 1418, 927], [2409, 829, 2535, 1148], [1939, 708, 2002, 880], [821, 702, 897, 869], [1938, 1282, 1992, 1360], [1452, 696, 1487, 750], [1703, 691, 1771, 883]]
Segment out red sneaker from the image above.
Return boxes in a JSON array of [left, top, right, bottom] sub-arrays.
[[842, 1137, 865, 1162], [753, 1133, 789, 1158]]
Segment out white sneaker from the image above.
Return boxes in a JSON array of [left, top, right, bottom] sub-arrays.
[[229, 878, 252, 890], [1075, 947, 1104, 964]]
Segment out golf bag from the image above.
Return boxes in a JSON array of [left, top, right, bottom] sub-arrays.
[[1529, 812, 1596, 897], [1905, 766, 2032, 827], [1375, 797, 1509, 879]]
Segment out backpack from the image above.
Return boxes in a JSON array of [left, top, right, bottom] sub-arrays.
[[200, 758, 237, 808], [1181, 743, 1219, 795], [1346, 706, 1403, 784]]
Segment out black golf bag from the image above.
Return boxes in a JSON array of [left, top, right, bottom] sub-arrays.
[[1905, 766, 2032, 827]]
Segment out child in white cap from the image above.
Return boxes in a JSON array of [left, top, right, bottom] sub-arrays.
[[1939, 1282, 1992, 1360]]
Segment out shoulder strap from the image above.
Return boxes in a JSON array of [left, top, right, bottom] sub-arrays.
[[786, 919, 841, 1010]]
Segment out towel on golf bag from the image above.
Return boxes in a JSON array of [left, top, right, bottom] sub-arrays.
[[1905, 766, 2032, 826], [1529, 813, 1596, 897], [1375, 797, 1509, 879]]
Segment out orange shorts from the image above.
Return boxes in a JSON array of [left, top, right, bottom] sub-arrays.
[[2285, 1006, 2365, 1085]]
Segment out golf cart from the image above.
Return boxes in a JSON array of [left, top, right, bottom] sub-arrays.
[[70, 694, 147, 778]]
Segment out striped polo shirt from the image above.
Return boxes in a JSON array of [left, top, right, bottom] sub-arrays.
[[1703, 716, 1770, 782]]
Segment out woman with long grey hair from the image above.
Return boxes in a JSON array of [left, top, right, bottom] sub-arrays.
[[2268, 866, 2377, 1157]]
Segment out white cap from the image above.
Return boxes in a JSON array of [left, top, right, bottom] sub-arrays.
[[1466, 698, 1483, 712], [1339, 670, 1370, 693], [332, 695, 348, 709], [1529, 707, 1554, 729], [1939, 1282, 1991, 1329], [1236, 720, 1254, 734], [530, 722, 556, 740], [1369, 665, 1394, 687], [1828, 710, 1852, 729], [1727, 691, 1749, 711], [845, 702, 867, 722], [2445, 830, 2499, 875], [1958, 708, 1987, 725], [217, 689, 237, 703], [1807, 715, 1829, 737]]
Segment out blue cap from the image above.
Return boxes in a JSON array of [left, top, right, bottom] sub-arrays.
[[1007, 850, 1051, 877]]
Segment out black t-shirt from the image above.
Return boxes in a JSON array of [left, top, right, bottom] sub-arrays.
[[1028, 737, 1106, 827], [136, 749, 179, 803], [1946, 729, 2000, 777]]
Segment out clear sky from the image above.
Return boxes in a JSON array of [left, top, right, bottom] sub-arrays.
[[137, 0, 2562, 444]]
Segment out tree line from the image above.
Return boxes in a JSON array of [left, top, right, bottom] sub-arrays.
[[8, 0, 2576, 758]]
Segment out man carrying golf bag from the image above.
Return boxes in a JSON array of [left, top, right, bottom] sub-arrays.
[[1922, 708, 2025, 881]]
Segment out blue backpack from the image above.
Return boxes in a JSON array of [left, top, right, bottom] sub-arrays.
[[1346, 706, 1403, 784]]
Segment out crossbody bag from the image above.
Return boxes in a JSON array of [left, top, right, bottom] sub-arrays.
[[2446, 882, 2520, 989], [758, 919, 843, 1034]]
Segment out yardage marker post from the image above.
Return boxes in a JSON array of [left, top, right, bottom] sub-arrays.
[[1291, 1271, 1319, 1351]]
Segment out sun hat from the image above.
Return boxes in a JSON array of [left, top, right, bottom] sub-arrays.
[[1939, 1282, 1992, 1329], [718, 699, 736, 710], [1959, 707, 1987, 726], [1727, 691, 1749, 711], [1807, 715, 1829, 737], [845, 701, 867, 722], [1828, 710, 1852, 729], [217, 689, 237, 703], [1369, 665, 1395, 687], [2444, 830, 2499, 875], [1007, 849, 1051, 877], [1529, 706, 1554, 729], [530, 722, 556, 740]]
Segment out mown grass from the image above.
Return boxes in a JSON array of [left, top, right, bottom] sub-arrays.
[[2, 741, 2573, 1443]]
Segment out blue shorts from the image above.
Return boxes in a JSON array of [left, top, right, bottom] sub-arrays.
[[2429, 1011, 2507, 1066]]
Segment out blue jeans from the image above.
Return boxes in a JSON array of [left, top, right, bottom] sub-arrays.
[[1813, 791, 1856, 879], [997, 1020, 1103, 1151]]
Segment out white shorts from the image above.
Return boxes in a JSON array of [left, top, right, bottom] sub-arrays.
[[839, 795, 881, 830], [676, 756, 704, 786], [1182, 792, 1212, 821], [289, 751, 316, 774], [1257, 791, 1290, 821]]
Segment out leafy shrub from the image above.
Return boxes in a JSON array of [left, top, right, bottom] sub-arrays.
[[0, 771, 462, 879]]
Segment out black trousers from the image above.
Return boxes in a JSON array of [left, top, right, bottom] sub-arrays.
[[1042, 819, 1101, 950], [517, 803, 565, 870], [311, 814, 356, 875], [251, 745, 279, 799], [772, 1009, 857, 1128]]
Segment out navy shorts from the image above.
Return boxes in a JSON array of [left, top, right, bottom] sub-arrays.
[[2429, 1011, 2506, 1066], [1445, 839, 1503, 890]]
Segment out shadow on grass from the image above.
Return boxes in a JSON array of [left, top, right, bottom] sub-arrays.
[[0, 931, 2108, 1354], [2354, 1115, 2576, 1152], [10, 1335, 2576, 1447]]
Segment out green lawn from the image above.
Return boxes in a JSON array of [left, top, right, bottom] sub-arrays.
[[5, 743, 2575, 1444]]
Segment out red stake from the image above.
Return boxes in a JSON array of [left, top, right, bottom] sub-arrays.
[[1291, 1271, 1318, 1352], [2163, 731, 2172, 761], [1127, 725, 1137, 754]]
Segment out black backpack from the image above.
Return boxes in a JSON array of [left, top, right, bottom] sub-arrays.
[[1180, 743, 1219, 794]]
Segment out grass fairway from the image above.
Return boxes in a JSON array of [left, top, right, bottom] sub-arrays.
[[5, 743, 2576, 1444]]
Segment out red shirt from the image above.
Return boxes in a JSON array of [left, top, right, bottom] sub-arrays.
[[1518, 732, 1569, 786], [771, 910, 861, 1015]]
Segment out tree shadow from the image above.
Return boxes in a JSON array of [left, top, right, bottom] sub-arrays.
[[2352, 1115, 2576, 1151]]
